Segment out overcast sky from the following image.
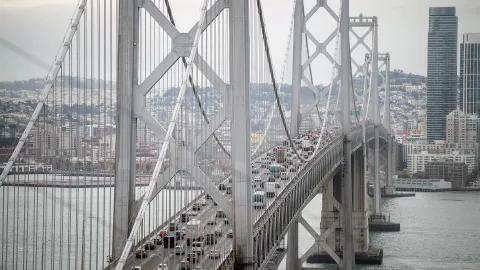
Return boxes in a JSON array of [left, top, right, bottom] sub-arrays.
[[0, 0, 479, 83]]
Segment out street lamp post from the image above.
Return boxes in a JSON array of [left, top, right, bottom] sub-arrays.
[[81, 216, 96, 270]]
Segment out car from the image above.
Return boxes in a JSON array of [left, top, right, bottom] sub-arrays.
[[226, 186, 232, 194], [205, 233, 217, 245], [135, 249, 147, 258], [158, 230, 168, 237], [227, 230, 233, 238], [218, 183, 226, 191], [192, 204, 201, 211], [152, 236, 162, 245], [144, 241, 156, 250], [214, 229, 223, 237], [252, 169, 260, 175], [216, 210, 226, 218], [261, 163, 267, 168], [194, 267, 204, 270], [175, 230, 186, 240], [209, 250, 221, 259], [199, 198, 207, 206], [157, 264, 168, 270], [205, 194, 212, 200], [169, 222, 178, 231], [280, 172, 289, 180], [180, 261, 190, 270], [174, 245, 185, 255], [181, 213, 190, 223], [132, 267, 142, 270], [187, 252, 198, 263], [268, 176, 276, 182], [191, 241, 205, 255], [187, 211, 198, 217], [289, 167, 297, 172], [207, 220, 217, 225], [224, 218, 229, 225]]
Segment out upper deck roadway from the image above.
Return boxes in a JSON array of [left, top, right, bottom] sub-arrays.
[[124, 123, 387, 270]]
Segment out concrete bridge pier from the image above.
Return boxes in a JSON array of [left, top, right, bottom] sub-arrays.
[[305, 149, 383, 266]]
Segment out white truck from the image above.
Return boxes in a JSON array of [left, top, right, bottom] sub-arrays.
[[186, 219, 202, 246], [302, 139, 313, 152], [264, 182, 277, 198]]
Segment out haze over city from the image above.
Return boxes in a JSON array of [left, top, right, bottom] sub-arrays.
[[1, 0, 480, 81]]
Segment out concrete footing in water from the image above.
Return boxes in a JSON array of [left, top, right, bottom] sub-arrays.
[[306, 247, 383, 265], [369, 214, 400, 232]]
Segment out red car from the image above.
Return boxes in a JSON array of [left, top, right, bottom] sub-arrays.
[[159, 230, 168, 237]]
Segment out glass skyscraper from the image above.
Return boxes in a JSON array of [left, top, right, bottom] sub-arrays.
[[459, 33, 480, 116], [426, 7, 458, 142]]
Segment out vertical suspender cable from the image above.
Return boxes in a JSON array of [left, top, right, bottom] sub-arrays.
[[115, 0, 211, 267]]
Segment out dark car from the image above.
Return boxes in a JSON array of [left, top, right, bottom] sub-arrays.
[[216, 210, 226, 218], [144, 241, 156, 250], [181, 213, 190, 223], [227, 230, 233, 238], [218, 184, 226, 191], [214, 229, 223, 237], [152, 236, 162, 245], [187, 252, 198, 264], [169, 222, 178, 231], [205, 233, 217, 245], [135, 249, 147, 258], [176, 230, 186, 240]]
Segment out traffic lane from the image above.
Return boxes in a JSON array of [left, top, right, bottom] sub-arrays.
[[131, 199, 220, 269], [142, 204, 229, 270], [197, 235, 233, 269], [164, 212, 232, 270]]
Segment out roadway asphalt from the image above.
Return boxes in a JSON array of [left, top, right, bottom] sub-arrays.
[[125, 128, 337, 269]]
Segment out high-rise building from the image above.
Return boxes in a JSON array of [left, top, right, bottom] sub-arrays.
[[426, 7, 458, 142], [446, 109, 479, 143], [460, 33, 480, 115]]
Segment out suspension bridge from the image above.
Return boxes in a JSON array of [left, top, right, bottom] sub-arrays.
[[0, 0, 400, 269]]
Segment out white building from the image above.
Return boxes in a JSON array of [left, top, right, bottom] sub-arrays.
[[99, 135, 116, 161], [406, 118, 418, 132], [393, 177, 451, 191], [407, 151, 476, 174]]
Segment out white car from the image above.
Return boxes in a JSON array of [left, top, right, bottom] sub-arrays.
[[280, 172, 289, 180], [157, 264, 168, 270], [199, 198, 207, 206]]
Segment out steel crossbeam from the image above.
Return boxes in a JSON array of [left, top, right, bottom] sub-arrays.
[[113, 0, 235, 264], [132, 0, 232, 211]]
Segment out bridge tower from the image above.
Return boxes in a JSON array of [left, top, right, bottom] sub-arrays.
[[284, 0, 384, 269], [364, 51, 401, 231], [111, 0, 257, 268]]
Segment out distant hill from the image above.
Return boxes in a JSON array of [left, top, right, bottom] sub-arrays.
[[0, 77, 115, 91]]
